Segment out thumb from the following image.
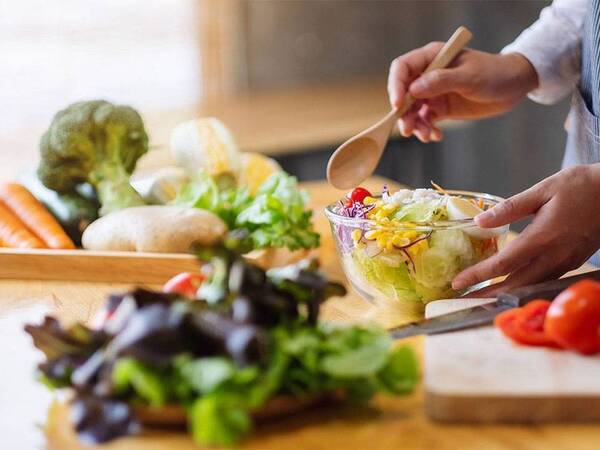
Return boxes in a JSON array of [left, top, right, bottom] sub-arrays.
[[409, 68, 470, 99], [475, 188, 546, 228]]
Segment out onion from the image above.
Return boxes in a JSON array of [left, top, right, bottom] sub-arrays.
[[364, 241, 383, 258]]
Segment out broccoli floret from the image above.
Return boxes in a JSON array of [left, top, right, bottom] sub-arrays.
[[38, 100, 149, 215]]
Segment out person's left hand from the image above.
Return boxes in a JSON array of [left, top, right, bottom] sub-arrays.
[[452, 164, 600, 296]]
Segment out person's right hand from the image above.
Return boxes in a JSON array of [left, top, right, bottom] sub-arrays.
[[387, 43, 539, 142]]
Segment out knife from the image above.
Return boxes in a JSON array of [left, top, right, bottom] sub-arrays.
[[390, 270, 600, 339]]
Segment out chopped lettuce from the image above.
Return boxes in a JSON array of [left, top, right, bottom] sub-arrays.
[[351, 248, 421, 302], [429, 229, 474, 265], [413, 247, 459, 289], [349, 232, 471, 302], [412, 230, 474, 290], [394, 201, 447, 222]]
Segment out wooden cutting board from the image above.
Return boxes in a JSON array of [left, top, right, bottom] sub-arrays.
[[424, 298, 600, 423]]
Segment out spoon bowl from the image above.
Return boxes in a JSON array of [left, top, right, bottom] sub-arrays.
[[326, 26, 473, 190], [326, 137, 381, 190]]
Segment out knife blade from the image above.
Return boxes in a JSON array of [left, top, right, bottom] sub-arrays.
[[389, 269, 600, 339]]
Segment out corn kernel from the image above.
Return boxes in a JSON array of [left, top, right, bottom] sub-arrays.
[[404, 231, 418, 239], [392, 235, 410, 247], [407, 239, 429, 258], [351, 229, 362, 242], [363, 196, 377, 205]]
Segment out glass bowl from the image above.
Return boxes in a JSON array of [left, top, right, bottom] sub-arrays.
[[324, 190, 509, 304]]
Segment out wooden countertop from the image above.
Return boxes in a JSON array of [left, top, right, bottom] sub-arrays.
[[0, 177, 598, 450]]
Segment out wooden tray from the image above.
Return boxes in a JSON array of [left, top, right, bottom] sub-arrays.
[[0, 248, 199, 284], [0, 247, 313, 284]]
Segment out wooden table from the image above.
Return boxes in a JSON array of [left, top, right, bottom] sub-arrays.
[[1, 177, 598, 450]]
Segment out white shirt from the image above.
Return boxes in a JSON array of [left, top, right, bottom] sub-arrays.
[[502, 0, 587, 105]]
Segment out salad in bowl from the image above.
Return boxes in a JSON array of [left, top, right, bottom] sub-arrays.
[[325, 185, 509, 304]]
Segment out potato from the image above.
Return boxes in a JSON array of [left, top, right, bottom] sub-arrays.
[[82, 206, 227, 253]]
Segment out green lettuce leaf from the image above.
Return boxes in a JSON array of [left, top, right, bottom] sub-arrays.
[[112, 358, 170, 407], [235, 172, 320, 250], [190, 393, 251, 447], [175, 171, 319, 250]]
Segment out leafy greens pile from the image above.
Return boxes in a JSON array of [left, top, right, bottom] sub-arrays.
[[175, 171, 320, 251], [25, 239, 417, 446]]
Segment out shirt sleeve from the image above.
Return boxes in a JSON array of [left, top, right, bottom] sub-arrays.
[[501, 0, 587, 105]]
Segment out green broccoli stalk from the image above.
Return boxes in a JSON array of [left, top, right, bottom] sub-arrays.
[[37, 100, 149, 216]]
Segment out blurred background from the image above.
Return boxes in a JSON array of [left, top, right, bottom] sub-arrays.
[[1, 0, 567, 208]]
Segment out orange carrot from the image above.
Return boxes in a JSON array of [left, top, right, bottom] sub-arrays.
[[430, 180, 450, 196], [0, 183, 75, 249], [0, 201, 46, 248]]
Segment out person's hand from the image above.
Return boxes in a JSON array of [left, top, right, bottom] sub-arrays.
[[387, 43, 539, 142], [452, 164, 600, 295]]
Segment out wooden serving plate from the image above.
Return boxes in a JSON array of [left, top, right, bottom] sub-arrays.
[[135, 393, 343, 428]]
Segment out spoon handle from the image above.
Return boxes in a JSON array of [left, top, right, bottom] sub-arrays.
[[396, 26, 473, 117]]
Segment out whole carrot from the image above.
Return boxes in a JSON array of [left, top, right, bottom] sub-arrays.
[[0, 201, 46, 249], [0, 183, 75, 249]]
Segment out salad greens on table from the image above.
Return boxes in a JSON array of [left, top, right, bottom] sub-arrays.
[[25, 235, 417, 446], [175, 171, 320, 251]]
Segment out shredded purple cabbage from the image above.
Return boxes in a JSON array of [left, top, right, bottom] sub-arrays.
[[338, 200, 375, 219], [334, 200, 375, 252]]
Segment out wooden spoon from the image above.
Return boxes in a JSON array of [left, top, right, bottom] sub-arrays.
[[326, 26, 473, 190]]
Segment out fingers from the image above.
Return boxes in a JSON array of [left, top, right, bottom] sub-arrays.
[[452, 221, 547, 290], [466, 249, 574, 297], [388, 42, 444, 107], [398, 102, 443, 142], [475, 182, 550, 228], [469, 256, 567, 297], [418, 104, 443, 141], [409, 67, 472, 99], [399, 116, 442, 143]]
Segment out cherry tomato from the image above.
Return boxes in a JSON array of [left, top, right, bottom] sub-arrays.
[[163, 272, 205, 298], [495, 300, 560, 348], [348, 187, 372, 204], [545, 279, 600, 355]]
